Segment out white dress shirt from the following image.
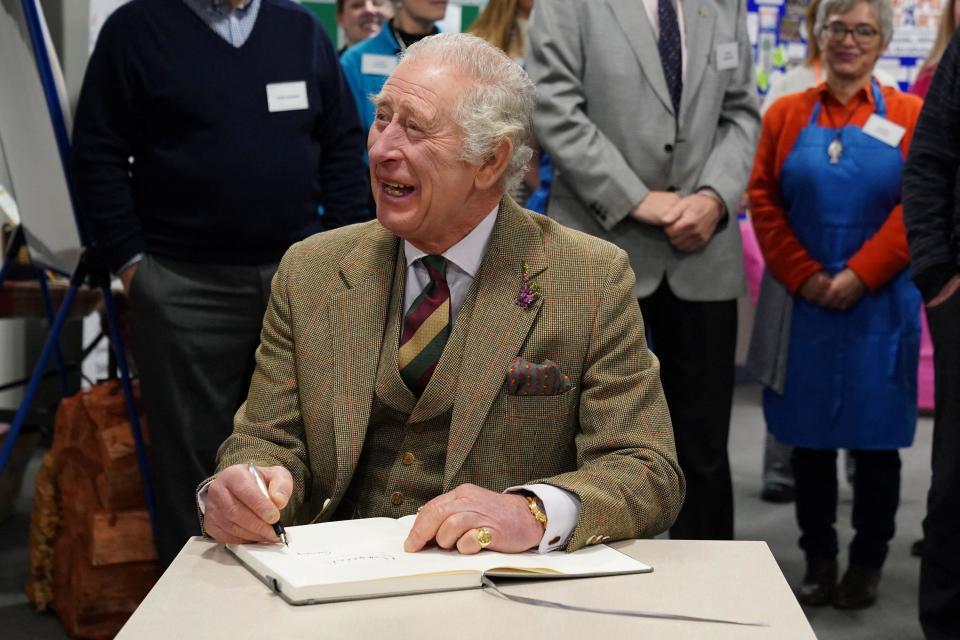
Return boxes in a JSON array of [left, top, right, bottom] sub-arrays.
[[641, 0, 688, 78]]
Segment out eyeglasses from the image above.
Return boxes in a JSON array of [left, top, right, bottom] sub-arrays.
[[821, 22, 880, 45]]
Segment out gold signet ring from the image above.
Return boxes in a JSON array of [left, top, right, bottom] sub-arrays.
[[474, 527, 493, 549]]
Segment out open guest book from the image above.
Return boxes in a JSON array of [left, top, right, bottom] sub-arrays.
[[227, 515, 652, 605]]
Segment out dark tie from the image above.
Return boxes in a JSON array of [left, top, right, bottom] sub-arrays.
[[398, 256, 451, 396], [658, 0, 683, 115]]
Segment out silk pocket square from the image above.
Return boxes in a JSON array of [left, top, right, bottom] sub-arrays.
[[506, 357, 573, 396]]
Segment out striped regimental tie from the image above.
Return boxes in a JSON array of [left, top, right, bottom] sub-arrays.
[[398, 255, 451, 396]]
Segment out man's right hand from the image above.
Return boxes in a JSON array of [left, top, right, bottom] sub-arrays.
[[630, 191, 682, 226], [119, 263, 139, 293], [928, 274, 960, 309], [203, 464, 293, 544]]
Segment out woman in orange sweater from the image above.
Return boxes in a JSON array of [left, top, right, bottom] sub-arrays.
[[748, 0, 922, 611]]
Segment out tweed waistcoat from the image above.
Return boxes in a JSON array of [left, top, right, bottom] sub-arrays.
[[337, 248, 482, 519]]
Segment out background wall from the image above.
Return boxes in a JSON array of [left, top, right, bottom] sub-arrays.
[[748, 0, 946, 94]]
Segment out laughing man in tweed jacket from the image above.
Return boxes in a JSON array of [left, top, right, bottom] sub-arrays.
[[200, 33, 684, 554]]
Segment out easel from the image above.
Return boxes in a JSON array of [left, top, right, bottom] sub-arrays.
[[0, 0, 156, 534]]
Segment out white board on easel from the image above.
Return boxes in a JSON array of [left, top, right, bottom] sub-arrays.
[[0, 0, 81, 276]]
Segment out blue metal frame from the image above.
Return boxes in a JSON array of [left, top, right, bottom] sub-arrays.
[[0, 0, 157, 537]]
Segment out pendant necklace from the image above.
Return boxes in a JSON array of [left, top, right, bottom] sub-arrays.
[[823, 97, 860, 165], [392, 22, 408, 52]]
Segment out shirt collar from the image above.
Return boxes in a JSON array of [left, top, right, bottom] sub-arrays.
[[816, 79, 876, 107], [404, 204, 500, 278], [182, 0, 253, 16]]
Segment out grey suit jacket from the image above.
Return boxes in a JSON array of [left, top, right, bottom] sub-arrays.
[[528, 0, 760, 300]]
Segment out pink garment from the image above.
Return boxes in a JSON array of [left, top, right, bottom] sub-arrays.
[[908, 64, 936, 410], [910, 65, 936, 99], [920, 309, 934, 410], [740, 218, 764, 305]]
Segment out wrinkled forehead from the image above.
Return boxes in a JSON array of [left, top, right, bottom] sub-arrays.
[[376, 58, 465, 119]]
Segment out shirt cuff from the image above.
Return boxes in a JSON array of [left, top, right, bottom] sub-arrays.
[[117, 252, 144, 275], [196, 478, 214, 515], [506, 483, 581, 553]]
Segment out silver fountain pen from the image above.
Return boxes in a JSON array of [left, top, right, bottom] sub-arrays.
[[247, 463, 288, 546]]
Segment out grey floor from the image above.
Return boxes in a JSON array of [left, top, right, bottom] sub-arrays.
[[0, 383, 933, 639]]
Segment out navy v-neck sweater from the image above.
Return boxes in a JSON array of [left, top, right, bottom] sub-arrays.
[[71, 0, 369, 270]]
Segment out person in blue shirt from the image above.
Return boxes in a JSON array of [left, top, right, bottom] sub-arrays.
[[341, 0, 448, 137]]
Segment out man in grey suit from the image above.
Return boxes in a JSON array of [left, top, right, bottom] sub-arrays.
[[528, 0, 760, 539]]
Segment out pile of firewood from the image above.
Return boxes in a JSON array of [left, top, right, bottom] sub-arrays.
[[27, 381, 159, 639]]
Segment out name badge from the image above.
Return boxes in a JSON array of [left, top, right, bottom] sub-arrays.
[[863, 114, 906, 148], [266, 81, 309, 113], [715, 42, 739, 71], [361, 53, 398, 76]]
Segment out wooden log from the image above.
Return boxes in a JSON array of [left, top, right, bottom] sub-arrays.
[[53, 529, 158, 639], [89, 510, 157, 566], [95, 466, 145, 513]]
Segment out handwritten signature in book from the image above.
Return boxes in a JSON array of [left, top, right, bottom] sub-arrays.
[[325, 553, 400, 565]]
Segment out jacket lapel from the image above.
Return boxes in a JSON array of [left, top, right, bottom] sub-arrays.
[[606, 0, 675, 115], [680, 0, 717, 122], [329, 224, 400, 500], [444, 198, 547, 488]]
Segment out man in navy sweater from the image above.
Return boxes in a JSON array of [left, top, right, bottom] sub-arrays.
[[71, 0, 370, 567]]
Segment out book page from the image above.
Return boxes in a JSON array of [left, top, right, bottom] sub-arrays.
[[229, 516, 650, 590]]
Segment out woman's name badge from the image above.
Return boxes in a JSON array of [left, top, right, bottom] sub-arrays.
[[361, 54, 398, 76], [862, 114, 905, 147]]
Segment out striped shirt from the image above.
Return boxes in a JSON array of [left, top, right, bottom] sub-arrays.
[[181, 0, 260, 47]]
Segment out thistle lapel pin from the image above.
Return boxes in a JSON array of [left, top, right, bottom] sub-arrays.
[[514, 261, 541, 309]]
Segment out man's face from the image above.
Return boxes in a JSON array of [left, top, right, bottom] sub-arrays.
[[399, 0, 448, 25], [368, 59, 483, 252], [337, 0, 394, 46]]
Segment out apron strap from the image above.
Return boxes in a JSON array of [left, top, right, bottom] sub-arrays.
[[807, 76, 887, 127], [870, 77, 886, 117]]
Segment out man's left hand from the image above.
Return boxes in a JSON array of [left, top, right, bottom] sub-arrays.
[[823, 268, 868, 311], [663, 194, 724, 252], [404, 484, 544, 555]]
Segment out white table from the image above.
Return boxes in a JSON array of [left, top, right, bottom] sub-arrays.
[[117, 537, 816, 639]]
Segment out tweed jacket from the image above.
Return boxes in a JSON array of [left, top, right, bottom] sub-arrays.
[[214, 197, 684, 551], [528, 0, 761, 300]]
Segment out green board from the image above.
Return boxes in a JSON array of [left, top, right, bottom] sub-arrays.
[[301, 1, 338, 42], [461, 6, 480, 30]]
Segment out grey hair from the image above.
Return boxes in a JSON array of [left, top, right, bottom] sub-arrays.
[[398, 32, 535, 192], [815, 0, 894, 48]]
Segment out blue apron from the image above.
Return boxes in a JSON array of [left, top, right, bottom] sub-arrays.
[[764, 80, 920, 450]]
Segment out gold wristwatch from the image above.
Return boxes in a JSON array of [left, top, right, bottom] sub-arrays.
[[525, 495, 548, 530]]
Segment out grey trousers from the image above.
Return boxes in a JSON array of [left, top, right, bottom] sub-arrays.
[[129, 255, 277, 567]]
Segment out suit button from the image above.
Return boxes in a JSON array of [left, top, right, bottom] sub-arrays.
[[402, 452, 415, 465], [664, 144, 673, 153], [667, 185, 679, 192], [390, 491, 404, 506]]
